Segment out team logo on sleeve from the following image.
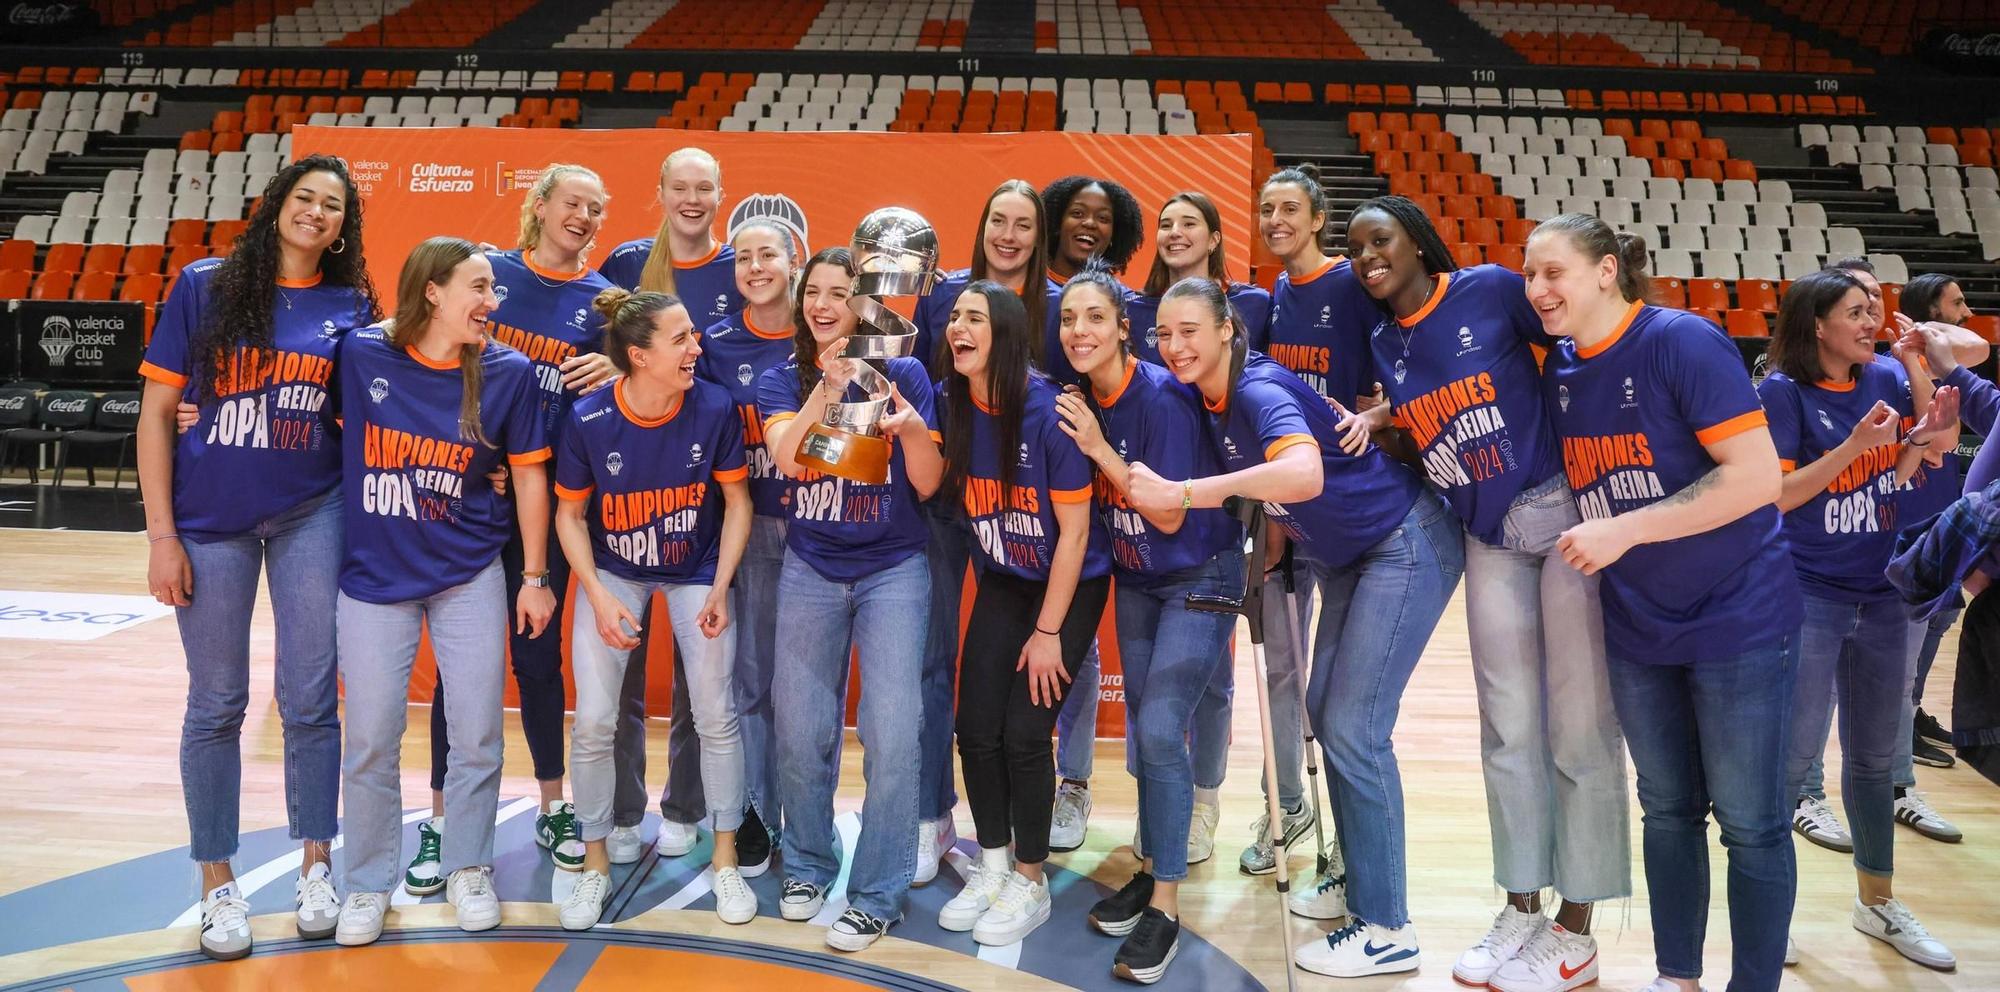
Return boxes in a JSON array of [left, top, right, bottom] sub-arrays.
[[369, 377, 389, 404], [493, 284, 510, 304], [606, 451, 623, 476], [1558, 384, 1570, 412], [737, 363, 754, 386]]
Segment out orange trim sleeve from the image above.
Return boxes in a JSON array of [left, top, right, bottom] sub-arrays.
[[554, 483, 594, 501], [1694, 410, 1767, 446], [1778, 458, 1797, 473], [139, 360, 189, 389], [1050, 485, 1094, 504], [713, 465, 750, 483], [1264, 433, 1319, 460], [507, 447, 553, 466]]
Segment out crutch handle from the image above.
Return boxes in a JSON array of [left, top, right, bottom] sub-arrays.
[[1185, 593, 1246, 616]]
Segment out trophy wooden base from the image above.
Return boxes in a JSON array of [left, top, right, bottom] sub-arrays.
[[797, 422, 892, 485]]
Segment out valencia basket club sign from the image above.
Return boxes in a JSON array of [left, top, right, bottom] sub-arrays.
[[10, 300, 146, 388], [294, 125, 1255, 737]]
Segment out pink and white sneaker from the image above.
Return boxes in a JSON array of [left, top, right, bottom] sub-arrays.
[[1488, 923, 1598, 992]]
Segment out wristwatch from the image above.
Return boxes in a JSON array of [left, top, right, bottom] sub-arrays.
[[521, 570, 551, 589]]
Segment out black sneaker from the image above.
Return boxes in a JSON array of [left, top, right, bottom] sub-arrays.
[[1913, 731, 1956, 769], [825, 907, 892, 952], [1916, 708, 1952, 749], [1089, 871, 1155, 936], [737, 806, 772, 878], [1113, 907, 1181, 985]]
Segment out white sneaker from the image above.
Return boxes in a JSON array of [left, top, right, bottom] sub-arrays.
[[1785, 936, 1800, 966], [198, 880, 252, 960], [780, 878, 826, 921], [1893, 790, 1964, 843], [1295, 919, 1421, 978], [536, 799, 586, 872], [1453, 906, 1546, 986], [826, 907, 893, 952], [1239, 801, 1314, 875], [295, 862, 339, 940], [657, 819, 698, 858], [914, 818, 956, 887], [403, 816, 445, 895], [713, 866, 758, 924], [1792, 796, 1853, 852], [445, 866, 500, 932], [1639, 981, 1708, 992], [939, 855, 1012, 932], [1490, 923, 1598, 992], [334, 891, 388, 947], [973, 872, 1052, 946], [1187, 801, 1220, 865], [1287, 868, 1347, 920], [607, 826, 644, 864], [560, 870, 609, 931], [1852, 897, 1956, 971], [1049, 782, 1092, 852]]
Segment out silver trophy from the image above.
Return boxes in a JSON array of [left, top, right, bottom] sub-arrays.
[[796, 207, 941, 484]]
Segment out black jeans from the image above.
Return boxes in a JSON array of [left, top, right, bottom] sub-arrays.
[[955, 569, 1111, 865], [431, 514, 571, 789]]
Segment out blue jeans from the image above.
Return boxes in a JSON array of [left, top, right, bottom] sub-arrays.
[[338, 560, 508, 895], [1257, 555, 1314, 811], [775, 550, 928, 921], [919, 502, 970, 821], [1913, 607, 1957, 704], [177, 490, 343, 863], [1787, 595, 1914, 876], [1119, 547, 1244, 881], [1610, 636, 1797, 991], [638, 514, 784, 826], [1189, 642, 1234, 791], [1462, 476, 1628, 901], [1307, 497, 1463, 927], [1055, 640, 1102, 781]]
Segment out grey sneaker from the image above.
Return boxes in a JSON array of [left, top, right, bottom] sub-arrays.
[[199, 880, 252, 961], [295, 862, 339, 940], [1239, 800, 1313, 875]]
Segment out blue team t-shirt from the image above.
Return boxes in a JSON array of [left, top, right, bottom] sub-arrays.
[[1205, 354, 1423, 569], [914, 268, 1064, 382], [1369, 265, 1564, 545], [140, 259, 370, 540], [1091, 358, 1239, 585], [758, 356, 941, 582], [337, 330, 550, 604], [1124, 282, 1272, 365], [696, 310, 797, 518], [483, 250, 612, 441], [954, 374, 1112, 581], [1759, 359, 1914, 602], [600, 238, 739, 332], [1268, 257, 1378, 407], [554, 378, 748, 585], [1545, 302, 1802, 662]]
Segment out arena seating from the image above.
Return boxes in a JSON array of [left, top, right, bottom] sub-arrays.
[[1459, 0, 1860, 72], [1769, 0, 1971, 57]]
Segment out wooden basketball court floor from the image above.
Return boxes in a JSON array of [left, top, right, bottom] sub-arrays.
[[1, 526, 1994, 990]]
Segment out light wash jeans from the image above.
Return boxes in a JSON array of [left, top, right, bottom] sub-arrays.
[[1119, 547, 1245, 881], [1308, 496, 1465, 927], [575, 572, 745, 841], [618, 514, 782, 827], [774, 550, 929, 922], [1787, 595, 1915, 877], [919, 502, 970, 821], [177, 490, 343, 863], [1462, 476, 1630, 901], [338, 559, 506, 895], [1257, 555, 1315, 812], [1610, 636, 1798, 990], [1056, 640, 1104, 781]]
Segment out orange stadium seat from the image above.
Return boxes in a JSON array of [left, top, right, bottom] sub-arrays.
[[1653, 278, 1688, 309], [1725, 309, 1770, 338]]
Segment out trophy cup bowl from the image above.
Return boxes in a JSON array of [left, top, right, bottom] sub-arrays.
[[796, 207, 940, 485]]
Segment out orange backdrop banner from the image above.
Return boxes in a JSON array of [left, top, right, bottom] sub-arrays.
[[295, 126, 1254, 741]]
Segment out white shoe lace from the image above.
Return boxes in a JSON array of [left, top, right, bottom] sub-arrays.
[[1053, 787, 1086, 828], [715, 867, 751, 904], [1475, 908, 1538, 952], [1797, 798, 1844, 834], [297, 871, 338, 914], [1246, 810, 1272, 851], [1512, 924, 1565, 969], [205, 892, 249, 932], [345, 891, 387, 919], [1899, 791, 1944, 822], [452, 867, 494, 901], [1875, 899, 1936, 941], [989, 875, 1037, 918], [570, 871, 608, 908]]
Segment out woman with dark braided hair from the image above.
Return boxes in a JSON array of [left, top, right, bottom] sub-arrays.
[[1339, 196, 1629, 992], [137, 153, 380, 962]]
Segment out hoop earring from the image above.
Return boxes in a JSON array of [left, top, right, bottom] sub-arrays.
[[329, 237, 347, 255]]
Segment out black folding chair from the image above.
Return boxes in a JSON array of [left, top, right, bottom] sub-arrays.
[[0, 386, 55, 484], [62, 391, 141, 488], [33, 389, 94, 487]]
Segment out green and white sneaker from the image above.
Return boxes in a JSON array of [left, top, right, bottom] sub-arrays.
[[537, 800, 586, 872], [404, 816, 445, 896]]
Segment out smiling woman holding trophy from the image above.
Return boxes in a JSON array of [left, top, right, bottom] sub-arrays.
[[760, 208, 945, 952]]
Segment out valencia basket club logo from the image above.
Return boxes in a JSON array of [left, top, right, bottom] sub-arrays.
[[727, 192, 810, 258], [39, 315, 75, 366]]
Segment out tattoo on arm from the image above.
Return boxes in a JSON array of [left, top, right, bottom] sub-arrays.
[[1656, 466, 1721, 510]]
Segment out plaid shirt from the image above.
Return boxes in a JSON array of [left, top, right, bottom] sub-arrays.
[[1889, 479, 2000, 621]]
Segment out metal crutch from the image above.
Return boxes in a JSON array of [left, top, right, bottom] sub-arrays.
[[1279, 542, 1332, 882], [1188, 498, 1300, 992]]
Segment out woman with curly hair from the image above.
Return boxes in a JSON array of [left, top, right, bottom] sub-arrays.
[[137, 154, 381, 961]]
